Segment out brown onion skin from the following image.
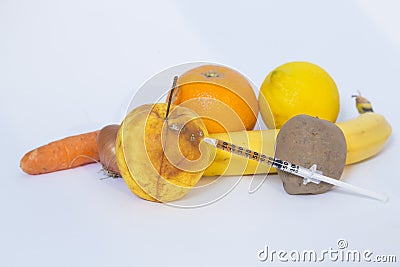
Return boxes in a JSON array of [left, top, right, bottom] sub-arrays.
[[97, 124, 121, 176]]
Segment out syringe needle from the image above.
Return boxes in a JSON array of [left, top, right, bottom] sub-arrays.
[[203, 137, 218, 147]]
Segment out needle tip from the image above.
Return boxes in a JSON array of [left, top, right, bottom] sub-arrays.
[[203, 137, 217, 147]]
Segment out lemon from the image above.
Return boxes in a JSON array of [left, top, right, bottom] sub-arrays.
[[259, 62, 340, 129]]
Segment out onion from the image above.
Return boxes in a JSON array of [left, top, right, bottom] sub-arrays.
[[97, 124, 121, 178]]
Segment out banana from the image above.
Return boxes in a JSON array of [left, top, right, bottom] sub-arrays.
[[204, 129, 279, 176], [336, 112, 391, 164], [203, 98, 392, 177]]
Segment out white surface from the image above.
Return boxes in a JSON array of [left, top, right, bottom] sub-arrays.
[[1, 0, 399, 266]]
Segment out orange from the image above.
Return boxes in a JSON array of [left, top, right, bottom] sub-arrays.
[[171, 64, 258, 134]]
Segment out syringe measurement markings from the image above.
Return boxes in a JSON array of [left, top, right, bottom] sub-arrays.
[[215, 140, 299, 174]]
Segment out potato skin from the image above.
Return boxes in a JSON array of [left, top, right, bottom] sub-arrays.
[[275, 115, 347, 195]]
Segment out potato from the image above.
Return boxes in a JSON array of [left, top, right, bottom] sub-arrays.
[[275, 115, 347, 195]]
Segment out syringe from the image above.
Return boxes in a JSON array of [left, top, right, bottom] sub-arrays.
[[203, 137, 387, 202]]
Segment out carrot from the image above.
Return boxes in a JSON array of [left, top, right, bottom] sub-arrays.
[[20, 130, 100, 175]]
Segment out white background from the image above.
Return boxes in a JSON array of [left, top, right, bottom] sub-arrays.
[[1, 0, 399, 266]]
